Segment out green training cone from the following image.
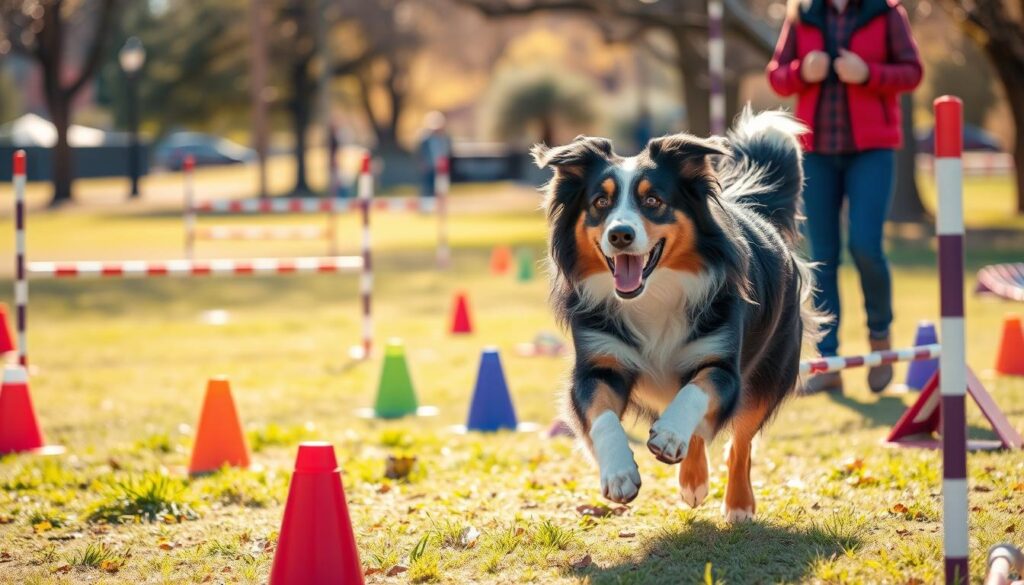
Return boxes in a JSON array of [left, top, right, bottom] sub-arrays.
[[373, 339, 419, 418], [517, 248, 534, 282]]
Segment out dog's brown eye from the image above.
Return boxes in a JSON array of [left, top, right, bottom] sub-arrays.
[[594, 197, 611, 209], [642, 195, 662, 208]]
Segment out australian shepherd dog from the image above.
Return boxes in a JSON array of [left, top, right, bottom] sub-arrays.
[[533, 109, 824, 522]]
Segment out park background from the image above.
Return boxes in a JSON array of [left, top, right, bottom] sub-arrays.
[[1, 0, 1024, 583]]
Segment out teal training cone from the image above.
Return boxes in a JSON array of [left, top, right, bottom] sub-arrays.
[[373, 339, 419, 418], [516, 248, 534, 282]]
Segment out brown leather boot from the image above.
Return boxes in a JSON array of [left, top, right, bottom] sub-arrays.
[[798, 371, 843, 396], [868, 336, 893, 393]]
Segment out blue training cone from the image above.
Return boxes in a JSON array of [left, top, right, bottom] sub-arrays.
[[905, 320, 939, 391], [465, 347, 518, 432]]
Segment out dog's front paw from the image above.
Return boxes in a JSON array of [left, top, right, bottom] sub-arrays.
[[647, 423, 690, 464], [600, 462, 641, 503]]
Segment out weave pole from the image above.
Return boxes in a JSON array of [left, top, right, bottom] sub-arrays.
[[13, 150, 27, 367], [357, 153, 373, 359], [708, 0, 726, 136], [935, 96, 968, 584], [435, 156, 451, 269], [183, 155, 197, 260]]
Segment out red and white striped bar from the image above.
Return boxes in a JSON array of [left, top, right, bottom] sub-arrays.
[[195, 225, 329, 241], [935, 96, 968, 585], [435, 156, 451, 268], [357, 153, 373, 359], [707, 0, 726, 136], [799, 344, 941, 376], [191, 196, 434, 214], [13, 150, 27, 367], [183, 155, 197, 259], [26, 257, 362, 279]]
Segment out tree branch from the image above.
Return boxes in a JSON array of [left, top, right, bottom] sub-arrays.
[[721, 0, 776, 56]]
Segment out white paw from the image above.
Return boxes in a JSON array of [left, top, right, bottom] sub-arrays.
[[722, 505, 755, 523], [680, 482, 708, 508], [647, 422, 690, 464], [601, 462, 641, 504]]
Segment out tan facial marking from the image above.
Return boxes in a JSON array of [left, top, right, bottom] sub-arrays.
[[601, 177, 616, 197], [650, 211, 702, 273], [575, 215, 610, 278], [637, 179, 652, 197]]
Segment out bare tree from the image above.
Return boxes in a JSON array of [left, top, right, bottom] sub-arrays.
[[940, 0, 1024, 212], [0, 0, 118, 206]]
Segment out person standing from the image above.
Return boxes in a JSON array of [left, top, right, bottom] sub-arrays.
[[767, 0, 923, 394], [416, 111, 452, 201]]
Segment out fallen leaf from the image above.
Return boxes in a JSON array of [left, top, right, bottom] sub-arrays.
[[364, 567, 382, 576], [903, 578, 925, 585], [99, 559, 121, 573], [159, 542, 174, 551], [387, 565, 408, 576], [973, 485, 993, 493], [52, 565, 71, 574], [1006, 524, 1016, 534], [618, 531, 635, 538], [891, 503, 909, 515], [0, 516, 12, 525], [570, 554, 592, 570], [377, 483, 392, 494], [576, 504, 612, 518], [1012, 483, 1024, 492]]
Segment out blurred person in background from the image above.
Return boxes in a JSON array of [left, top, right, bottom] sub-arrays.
[[417, 111, 452, 200], [767, 0, 922, 395]]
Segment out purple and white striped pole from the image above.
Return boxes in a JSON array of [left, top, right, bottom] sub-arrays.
[[12, 150, 27, 367], [435, 156, 451, 269], [183, 155, 196, 260], [357, 153, 373, 359], [935, 96, 968, 585], [708, 0, 726, 136]]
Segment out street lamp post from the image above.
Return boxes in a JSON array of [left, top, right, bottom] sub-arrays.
[[119, 37, 146, 199]]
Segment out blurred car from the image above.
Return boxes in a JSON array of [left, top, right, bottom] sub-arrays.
[[916, 123, 1003, 153], [152, 132, 256, 170]]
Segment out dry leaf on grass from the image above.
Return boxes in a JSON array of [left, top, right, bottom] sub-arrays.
[[618, 531, 635, 538], [570, 554, 592, 569], [387, 564, 408, 576]]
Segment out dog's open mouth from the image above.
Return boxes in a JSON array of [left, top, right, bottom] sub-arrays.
[[604, 238, 665, 299]]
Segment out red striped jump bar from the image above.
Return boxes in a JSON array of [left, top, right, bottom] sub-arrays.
[[27, 256, 362, 279], [192, 197, 434, 214], [800, 344, 941, 375], [195, 226, 329, 240]]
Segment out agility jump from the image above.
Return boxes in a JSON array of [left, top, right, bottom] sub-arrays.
[[11, 151, 373, 365]]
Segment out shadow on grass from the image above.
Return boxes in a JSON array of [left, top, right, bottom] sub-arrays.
[[571, 517, 859, 584], [827, 392, 1002, 441]]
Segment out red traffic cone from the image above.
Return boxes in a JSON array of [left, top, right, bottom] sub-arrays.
[[0, 365, 44, 453], [996, 314, 1024, 376], [0, 304, 14, 355], [490, 246, 512, 275], [269, 442, 364, 585], [450, 291, 473, 334]]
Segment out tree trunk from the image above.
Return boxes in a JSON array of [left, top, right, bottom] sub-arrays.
[[999, 76, 1024, 213], [49, 95, 74, 207], [674, 33, 711, 136], [889, 93, 927, 222], [290, 64, 313, 196]]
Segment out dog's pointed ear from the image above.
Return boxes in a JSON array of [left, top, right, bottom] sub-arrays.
[[532, 136, 614, 177], [646, 134, 730, 163]]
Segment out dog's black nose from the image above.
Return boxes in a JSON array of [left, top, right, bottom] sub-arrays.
[[607, 226, 635, 249]]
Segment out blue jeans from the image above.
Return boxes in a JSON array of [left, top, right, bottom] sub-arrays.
[[803, 150, 895, 357]]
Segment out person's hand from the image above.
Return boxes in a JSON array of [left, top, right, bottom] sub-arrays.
[[801, 51, 831, 84], [834, 49, 869, 84]]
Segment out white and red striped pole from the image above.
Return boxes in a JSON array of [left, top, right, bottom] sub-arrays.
[[357, 153, 373, 359], [183, 155, 196, 259], [13, 150, 27, 367], [935, 95, 968, 585], [435, 156, 450, 269], [708, 0, 726, 136], [799, 344, 941, 376]]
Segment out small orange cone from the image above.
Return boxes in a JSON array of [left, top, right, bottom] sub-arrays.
[[0, 303, 15, 355], [995, 314, 1024, 376], [188, 377, 251, 475], [450, 291, 473, 334], [490, 246, 512, 275]]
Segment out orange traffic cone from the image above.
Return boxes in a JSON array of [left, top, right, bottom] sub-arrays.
[[188, 377, 250, 475], [490, 246, 512, 275], [269, 442, 364, 585], [450, 291, 473, 334], [996, 314, 1024, 376], [0, 365, 63, 454], [0, 303, 15, 355]]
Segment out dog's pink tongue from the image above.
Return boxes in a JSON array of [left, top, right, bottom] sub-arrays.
[[613, 255, 643, 292]]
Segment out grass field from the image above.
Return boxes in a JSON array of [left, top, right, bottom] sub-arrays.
[[0, 170, 1023, 584]]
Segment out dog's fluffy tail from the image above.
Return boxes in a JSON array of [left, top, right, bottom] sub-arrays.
[[718, 106, 807, 245]]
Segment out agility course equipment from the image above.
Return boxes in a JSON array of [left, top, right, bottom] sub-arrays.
[[490, 245, 512, 275], [0, 365, 63, 455], [269, 442, 364, 585], [188, 377, 251, 475], [905, 321, 940, 390], [464, 348, 519, 432], [450, 291, 474, 334], [977, 263, 1024, 302], [0, 303, 14, 355], [10, 150, 369, 364], [995, 314, 1024, 376], [516, 247, 535, 282]]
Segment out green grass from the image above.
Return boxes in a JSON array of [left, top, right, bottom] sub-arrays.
[[0, 175, 1022, 582]]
